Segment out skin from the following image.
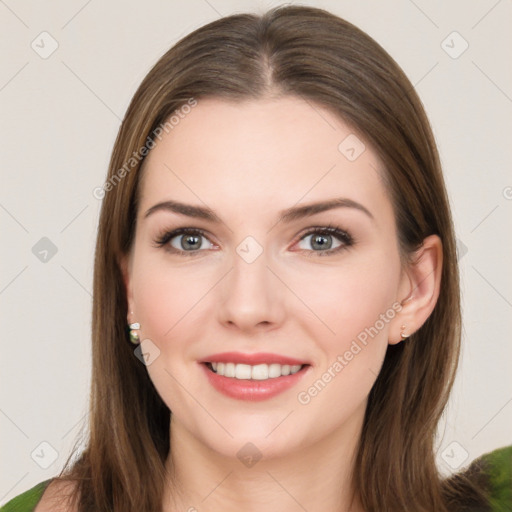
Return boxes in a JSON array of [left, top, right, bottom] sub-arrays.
[[120, 96, 443, 512]]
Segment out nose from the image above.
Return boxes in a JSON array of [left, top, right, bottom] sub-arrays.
[[216, 244, 286, 334]]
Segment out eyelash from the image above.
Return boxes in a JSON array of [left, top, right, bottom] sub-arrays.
[[152, 224, 354, 258]]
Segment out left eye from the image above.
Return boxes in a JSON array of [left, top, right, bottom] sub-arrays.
[[295, 227, 351, 255]]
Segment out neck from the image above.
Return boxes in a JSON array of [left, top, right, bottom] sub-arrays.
[[161, 406, 366, 512]]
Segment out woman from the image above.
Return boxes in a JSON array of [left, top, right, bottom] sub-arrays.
[[2, 5, 510, 512]]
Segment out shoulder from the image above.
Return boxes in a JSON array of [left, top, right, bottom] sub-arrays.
[[458, 444, 512, 511], [1, 479, 52, 512], [34, 479, 79, 512], [475, 444, 512, 510]]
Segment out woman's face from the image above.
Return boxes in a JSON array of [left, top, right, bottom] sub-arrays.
[[122, 96, 410, 460]]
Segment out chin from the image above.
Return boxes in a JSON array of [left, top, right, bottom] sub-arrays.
[[186, 410, 308, 462]]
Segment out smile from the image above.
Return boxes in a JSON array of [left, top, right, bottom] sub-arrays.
[[199, 352, 311, 401], [207, 362, 304, 380]]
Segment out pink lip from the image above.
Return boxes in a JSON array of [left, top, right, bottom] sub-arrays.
[[200, 351, 309, 366], [200, 362, 310, 401]]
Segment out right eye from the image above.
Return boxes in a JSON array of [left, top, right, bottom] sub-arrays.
[[153, 228, 216, 256]]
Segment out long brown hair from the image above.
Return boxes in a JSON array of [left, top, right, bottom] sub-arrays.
[[53, 5, 489, 511]]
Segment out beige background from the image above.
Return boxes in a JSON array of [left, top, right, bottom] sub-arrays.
[[1, 0, 511, 503]]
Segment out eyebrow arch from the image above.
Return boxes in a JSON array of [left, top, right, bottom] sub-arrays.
[[143, 198, 374, 223], [278, 198, 374, 223]]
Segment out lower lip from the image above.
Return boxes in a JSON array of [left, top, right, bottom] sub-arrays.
[[200, 363, 310, 401]]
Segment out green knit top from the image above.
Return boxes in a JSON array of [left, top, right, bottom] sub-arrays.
[[1, 445, 511, 511]]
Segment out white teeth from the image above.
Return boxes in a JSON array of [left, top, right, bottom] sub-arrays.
[[225, 362, 236, 378], [209, 362, 304, 380], [268, 363, 281, 378], [235, 363, 252, 379], [251, 364, 268, 380]]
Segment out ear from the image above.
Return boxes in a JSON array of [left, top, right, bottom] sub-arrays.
[[119, 253, 136, 324], [389, 234, 443, 345]]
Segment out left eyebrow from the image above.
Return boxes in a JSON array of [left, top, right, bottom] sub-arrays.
[[143, 197, 374, 224], [277, 198, 374, 223]]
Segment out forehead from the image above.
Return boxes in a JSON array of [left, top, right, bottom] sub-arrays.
[[137, 96, 390, 224]]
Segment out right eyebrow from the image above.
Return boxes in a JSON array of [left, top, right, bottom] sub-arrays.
[[144, 200, 221, 222]]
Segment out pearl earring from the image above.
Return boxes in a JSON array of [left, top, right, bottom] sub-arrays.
[[129, 322, 141, 344], [128, 311, 141, 344], [400, 324, 410, 340]]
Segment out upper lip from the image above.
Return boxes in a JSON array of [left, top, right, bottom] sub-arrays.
[[200, 351, 310, 366]]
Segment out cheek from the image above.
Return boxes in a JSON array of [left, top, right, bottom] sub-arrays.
[[132, 255, 213, 346], [130, 257, 215, 413], [288, 250, 401, 353], [292, 256, 399, 421]]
